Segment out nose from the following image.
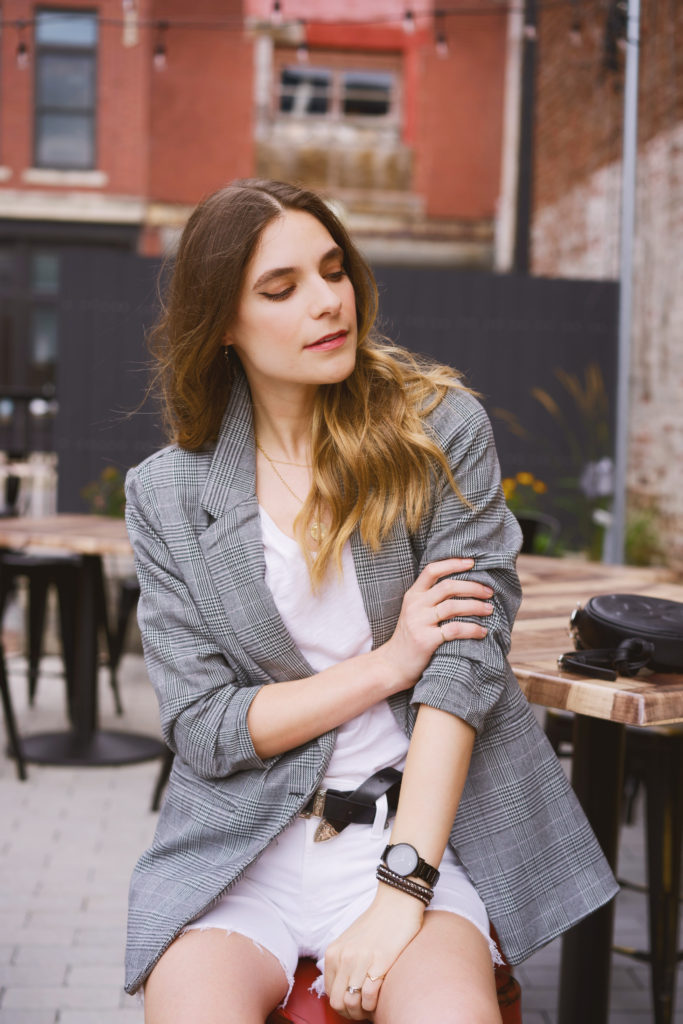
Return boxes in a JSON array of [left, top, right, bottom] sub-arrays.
[[309, 275, 342, 318]]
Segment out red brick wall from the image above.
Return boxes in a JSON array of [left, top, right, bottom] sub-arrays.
[[414, 18, 506, 219], [148, 0, 253, 204], [533, 0, 683, 214], [531, 2, 683, 571], [0, 0, 152, 193], [0, 0, 252, 204]]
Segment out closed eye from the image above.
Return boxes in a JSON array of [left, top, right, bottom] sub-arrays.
[[261, 285, 295, 301]]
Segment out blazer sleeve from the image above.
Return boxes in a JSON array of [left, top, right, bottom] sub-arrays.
[[410, 391, 523, 733], [125, 466, 272, 780]]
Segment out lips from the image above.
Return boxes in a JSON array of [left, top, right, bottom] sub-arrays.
[[305, 330, 348, 351]]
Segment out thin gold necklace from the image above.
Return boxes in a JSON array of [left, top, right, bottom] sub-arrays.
[[255, 439, 326, 541]]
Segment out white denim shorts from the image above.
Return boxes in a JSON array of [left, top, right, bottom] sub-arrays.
[[183, 814, 500, 1001]]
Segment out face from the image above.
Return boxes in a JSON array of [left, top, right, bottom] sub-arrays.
[[225, 209, 358, 405]]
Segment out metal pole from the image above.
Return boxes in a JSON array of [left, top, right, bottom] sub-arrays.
[[605, 0, 641, 563]]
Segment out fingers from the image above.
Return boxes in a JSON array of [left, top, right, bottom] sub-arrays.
[[429, 576, 494, 604], [329, 969, 386, 1020], [412, 557, 475, 592], [434, 597, 493, 621]]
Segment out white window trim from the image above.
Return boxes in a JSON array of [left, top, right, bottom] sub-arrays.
[[21, 168, 108, 188]]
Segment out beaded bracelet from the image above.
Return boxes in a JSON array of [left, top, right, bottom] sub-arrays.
[[376, 864, 434, 906]]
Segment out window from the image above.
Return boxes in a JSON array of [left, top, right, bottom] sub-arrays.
[[280, 68, 332, 116], [276, 58, 399, 124], [342, 72, 393, 117], [34, 9, 98, 169]]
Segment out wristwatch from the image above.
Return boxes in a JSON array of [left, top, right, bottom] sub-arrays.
[[381, 843, 440, 886]]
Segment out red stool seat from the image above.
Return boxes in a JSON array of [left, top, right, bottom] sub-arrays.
[[267, 952, 522, 1023]]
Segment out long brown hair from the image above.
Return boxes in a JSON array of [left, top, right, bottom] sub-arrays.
[[150, 179, 467, 583]]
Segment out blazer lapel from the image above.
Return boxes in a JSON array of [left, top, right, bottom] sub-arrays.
[[198, 371, 314, 683]]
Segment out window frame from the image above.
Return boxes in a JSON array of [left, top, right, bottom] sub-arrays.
[[273, 49, 402, 128], [33, 8, 99, 171]]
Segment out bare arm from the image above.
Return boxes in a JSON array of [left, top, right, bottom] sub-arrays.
[[246, 559, 492, 758], [324, 704, 475, 1018]]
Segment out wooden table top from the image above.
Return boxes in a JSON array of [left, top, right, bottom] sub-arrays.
[[0, 514, 131, 557], [514, 555, 683, 727], [1, 516, 681, 727]]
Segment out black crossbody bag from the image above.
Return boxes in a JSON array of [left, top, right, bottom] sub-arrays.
[[558, 593, 683, 682]]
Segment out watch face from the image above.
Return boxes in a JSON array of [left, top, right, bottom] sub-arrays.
[[386, 843, 419, 877]]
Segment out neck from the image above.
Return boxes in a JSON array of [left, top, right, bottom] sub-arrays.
[[251, 395, 315, 465]]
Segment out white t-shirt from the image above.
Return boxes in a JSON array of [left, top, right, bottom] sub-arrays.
[[259, 505, 409, 790]]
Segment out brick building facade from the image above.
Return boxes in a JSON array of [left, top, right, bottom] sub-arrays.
[[530, 2, 683, 569], [0, 0, 508, 465]]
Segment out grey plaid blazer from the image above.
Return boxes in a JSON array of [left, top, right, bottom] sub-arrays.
[[124, 369, 617, 994]]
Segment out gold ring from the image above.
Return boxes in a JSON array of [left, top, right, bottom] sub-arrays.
[[438, 625, 447, 643], [367, 973, 385, 983], [346, 986, 362, 995]]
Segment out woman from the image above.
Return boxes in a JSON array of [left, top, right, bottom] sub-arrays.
[[124, 179, 617, 1023]]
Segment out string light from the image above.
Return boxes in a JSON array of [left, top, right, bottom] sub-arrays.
[[523, 23, 537, 39], [402, 9, 415, 33], [153, 21, 168, 70], [16, 21, 29, 69], [296, 41, 309, 63], [435, 11, 449, 57], [569, 18, 582, 45], [271, 1, 283, 27]]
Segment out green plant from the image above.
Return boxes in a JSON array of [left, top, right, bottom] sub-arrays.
[[625, 507, 664, 566], [81, 466, 126, 517], [494, 363, 613, 559]]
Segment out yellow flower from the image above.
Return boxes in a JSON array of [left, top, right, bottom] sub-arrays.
[[516, 472, 534, 486], [502, 478, 516, 499], [533, 480, 548, 494]]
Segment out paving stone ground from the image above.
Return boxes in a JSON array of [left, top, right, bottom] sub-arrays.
[[1, 640, 681, 1023]]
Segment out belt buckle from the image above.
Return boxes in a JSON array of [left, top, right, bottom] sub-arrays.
[[303, 788, 342, 842], [300, 788, 327, 820]]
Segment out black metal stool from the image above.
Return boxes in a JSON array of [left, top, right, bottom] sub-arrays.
[[0, 549, 123, 778], [545, 709, 683, 1024]]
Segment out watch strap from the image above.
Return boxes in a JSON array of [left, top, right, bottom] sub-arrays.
[[381, 843, 440, 887]]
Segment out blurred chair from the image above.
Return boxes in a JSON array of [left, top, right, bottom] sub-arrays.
[[0, 549, 126, 779], [516, 512, 561, 554], [0, 638, 26, 779]]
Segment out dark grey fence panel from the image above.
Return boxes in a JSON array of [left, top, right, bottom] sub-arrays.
[[373, 265, 618, 489], [56, 249, 163, 512], [55, 252, 618, 539]]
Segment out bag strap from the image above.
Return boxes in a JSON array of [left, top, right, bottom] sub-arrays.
[[559, 637, 655, 681]]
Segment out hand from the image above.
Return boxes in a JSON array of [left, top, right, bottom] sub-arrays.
[[324, 884, 425, 1020], [375, 557, 493, 693]]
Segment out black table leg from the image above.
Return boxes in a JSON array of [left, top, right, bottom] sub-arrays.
[[19, 554, 165, 767], [558, 714, 625, 1024]]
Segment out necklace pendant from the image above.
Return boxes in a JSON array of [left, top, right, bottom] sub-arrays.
[[310, 520, 327, 542]]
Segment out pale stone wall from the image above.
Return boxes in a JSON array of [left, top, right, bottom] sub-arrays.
[[532, 119, 683, 572]]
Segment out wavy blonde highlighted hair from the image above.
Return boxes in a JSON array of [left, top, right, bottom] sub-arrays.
[[149, 179, 468, 584]]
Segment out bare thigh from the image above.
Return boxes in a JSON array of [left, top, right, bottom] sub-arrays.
[[374, 912, 502, 1024], [144, 928, 290, 1024]]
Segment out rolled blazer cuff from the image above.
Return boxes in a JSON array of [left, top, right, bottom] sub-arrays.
[[163, 677, 273, 779], [410, 654, 508, 734]]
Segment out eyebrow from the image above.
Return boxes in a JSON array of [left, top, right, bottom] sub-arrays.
[[252, 246, 344, 291]]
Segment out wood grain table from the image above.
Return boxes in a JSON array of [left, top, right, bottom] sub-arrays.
[[513, 554, 683, 1024], [0, 514, 165, 767]]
